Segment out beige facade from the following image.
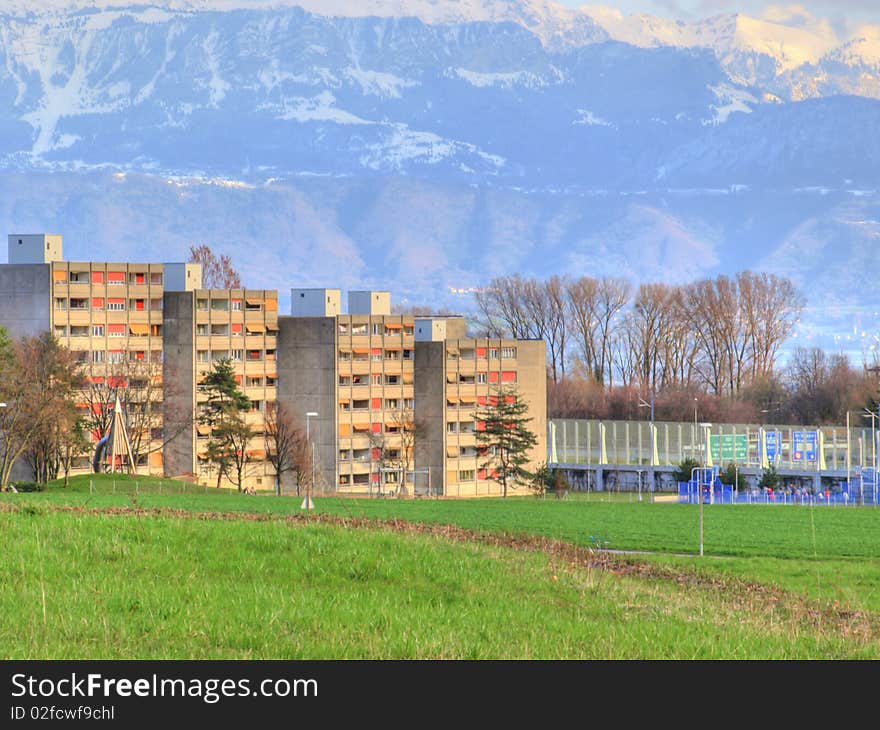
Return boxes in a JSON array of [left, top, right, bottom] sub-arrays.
[[163, 288, 279, 490]]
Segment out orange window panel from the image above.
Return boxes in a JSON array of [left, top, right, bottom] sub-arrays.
[[53, 269, 67, 282]]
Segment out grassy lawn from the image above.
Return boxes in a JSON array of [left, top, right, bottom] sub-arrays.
[[2, 506, 876, 659], [5, 474, 880, 616]]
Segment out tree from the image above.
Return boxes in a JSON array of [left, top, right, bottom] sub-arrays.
[[264, 403, 311, 496], [188, 244, 242, 288], [718, 462, 745, 490], [759, 465, 781, 490], [673, 457, 700, 484], [530, 462, 570, 498], [0, 332, 84, 489], [198, 358, 252, 490], [473, 386, 538, 498]]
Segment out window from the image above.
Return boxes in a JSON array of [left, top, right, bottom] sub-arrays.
[[231, 349, 243, 361], [231, 323, 243, 334], [131, 299, 145, 311], [197, 350, 209, 363], [68, 271, 88, 283], [92, 324, 104, 337], [372, 323, 381, 335], [91, 351, 105, 364], [338, 323, 349, 334], [339, 375, 351, 386], [231, 299, 241, 311], [404, 398, 414, 410], [460, 349, 475, 360], [69, 325, 88, 337], [246, 376, 263, 388], [196, 299, 208, 311], [107, 323, 125, 338], [107, 272, 125, 285], [385, 375, 399, 385], [54, 298, 67, 310], [489, 348, 498, 359], [211, 324, 229, 336], [150, 273, 163, 285], [351, 375, 365, 386], [266, 349, 276, 360], [353, 399, 369, 410], [403, 326, 414, 336], [459, 374, 475, 384], [403, 349, 412, 360], [54, 325, 67, 338], [459, 470, 475, 482], [197, 324, 208, 336], [129, 272, 146, 285], [371, 348, 383, 362], [371, 374, 382, 385], [266, 376, 276, 387], [152, 350, 163, 363], [213, 350, 229, 361], [338, 350, 351, 361], [386, 399, 399, 410], [476, 348, 487, 359], [211, 299, 228, 311], [247, 350, 262, 361], [501, 371, 517, 383], [477, 373, 487, 384], [501, 347, 516, 359], [385, 349, 400, 360], [108, 351, 124, 364], [69, 298, 88, 310], [339, 449, 350, 462], [447, 422, 458, 433], [460, 421, 475, 434], [351, 323, 367, 335], [151, 324, 162, 337], [107, 298, 125, 311], [92, 297, 104, 310], [250, 400, 262, 412], [150, 298, 162, 311], [129, 351, 146, 362]]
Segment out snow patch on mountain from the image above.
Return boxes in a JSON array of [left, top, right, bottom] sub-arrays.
[[706, 84, 757, 124], [269, 91, 369, 125], [451, 67, 549, 88], [343, 67, 417, 98], [359, 124, 505, 172]]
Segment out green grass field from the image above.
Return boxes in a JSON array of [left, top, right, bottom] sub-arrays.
[[2, 474, 879, 658]]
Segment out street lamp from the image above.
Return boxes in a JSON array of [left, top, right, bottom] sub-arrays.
[[304, 411, 318, 509]]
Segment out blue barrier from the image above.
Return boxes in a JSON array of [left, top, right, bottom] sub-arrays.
[[677, 480, 876, 505]]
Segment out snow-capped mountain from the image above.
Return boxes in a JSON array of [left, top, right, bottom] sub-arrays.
[[0, 0, 877, 353]]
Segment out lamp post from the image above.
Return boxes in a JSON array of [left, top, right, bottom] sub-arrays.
[[693, 398, 698, 465], [860, 407, 878, 506], [304, 411, 318, 509]]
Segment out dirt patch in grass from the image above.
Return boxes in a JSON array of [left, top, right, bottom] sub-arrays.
[[3, 501, 876, 643]]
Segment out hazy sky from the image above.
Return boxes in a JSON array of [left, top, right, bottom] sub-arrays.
[[566, 2, 880, 24]]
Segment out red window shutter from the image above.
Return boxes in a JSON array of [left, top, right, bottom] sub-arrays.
[[89, 376, 105, 385], [92, 297, 104, 309], [489, 372, 499, 383], [501, 371, 516, 382], [477, 469, 487, 480], [231, 323, 243, 334], [136, 300, 145, 311], [135, 351, 145, 360], [371, 398, 381, 410], [371, 423, 382, 434], [371, 348, 382, 355], [477, 396, 487, 406], [135, 273, 145, 284], [108, 298, 124, 305], [371, 448, 381, 459], [107, 272, 124, 282], [108, 376, 128, 388], [371, 473, 380, 484], [504, 395, 516, 404], [476, 347, 487, 357], [91, 271, 104, 284], [476, 420, 486, 432], [234, 375, 242, 384], [107, 324, 125, 334]]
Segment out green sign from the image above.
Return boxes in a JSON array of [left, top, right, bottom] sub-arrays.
[[710, 434, 748, 461]]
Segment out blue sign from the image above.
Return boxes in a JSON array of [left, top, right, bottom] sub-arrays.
[[764, 430, 781, 462], [792, 431, 817, 462]]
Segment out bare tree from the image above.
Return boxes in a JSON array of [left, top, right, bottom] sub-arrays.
[[265, 403, 311, 496], [188, 244, 242, 288]]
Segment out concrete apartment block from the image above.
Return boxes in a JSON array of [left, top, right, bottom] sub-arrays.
[[0, 264, 51, 338], [291, 288, 341, 317], [163, 288, 279, 490], [7, 234, 63, 264], [414, 316, 467, 342], [348, 290, 390, 316], [276, 316, 338, 491]]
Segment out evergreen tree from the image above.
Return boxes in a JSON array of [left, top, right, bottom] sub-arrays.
[[199, 358, 252, 489], [474, 386, 538, 498]]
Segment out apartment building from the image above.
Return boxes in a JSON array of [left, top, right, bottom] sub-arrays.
[[0, 234, 199, 475], [163, 288, 279, 490], [278, 290, 547, 497]]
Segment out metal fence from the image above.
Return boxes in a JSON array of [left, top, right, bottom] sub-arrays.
[[549, 419, 879, 474]]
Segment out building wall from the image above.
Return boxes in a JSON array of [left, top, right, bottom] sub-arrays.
[[162, 290, 196, 480], [413, 340, 446, 496], [441, 338, 547, 497], [7, 234, 63, 264], [277, 316, 338, 492], [0, 264, 51, 338]]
